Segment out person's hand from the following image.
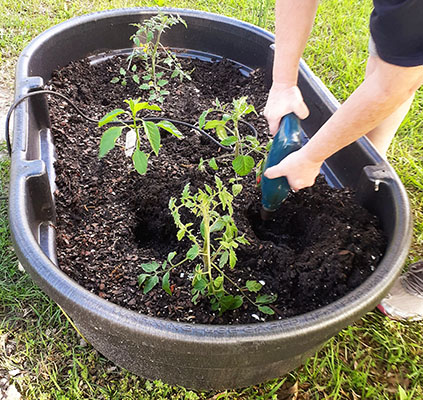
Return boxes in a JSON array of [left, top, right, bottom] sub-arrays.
[[264, 147, 322, 191], [263, 83, 310, 136]]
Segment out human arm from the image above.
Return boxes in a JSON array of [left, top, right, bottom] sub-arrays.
[[264, 58, 423, 190], [263, 0, 319, 135]]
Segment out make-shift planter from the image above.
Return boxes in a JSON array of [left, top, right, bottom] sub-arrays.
[[9, 8, 411, 390]]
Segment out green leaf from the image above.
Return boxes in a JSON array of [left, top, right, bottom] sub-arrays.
[[157, 79, 169, 87], [232, 184, 243, 197], [120, 67, 126, 76], [138, 273, 150, 286], [246, 280, 263, 293], [198, 110, 209, 130], [186, 244, 199, 260], [219, 251, 229, 268], [230, 296, 243, 310], [143, 121, 161, 156], [229, 248, 237, 269], [139, 83, 150, 90], [167, 252, 177, 263], [245, 135, 260, 147], [258, 305, 275, 315], [193, 275, 208, 291], [214, 175, 223, 190], [218, 189, 233, 212], [232, 155, 255, 176], [216, 125, 227, 140], [256, 293, 278, 304], [132, 75, 140, 84], [204, 184, 213, 196], [219, 295, 243, 313], [98, 109, 125, 127], [143, 275, 159, 294], [198, 158, 205, 171], [132, 148, 148, 175], [146, 31, 154, 42], [162, 271, 172, 295], [222, 113, 231, 122], [177, 229, 186, 241], [210, 218, 225, 233], [110, 77, 120, 84], [156, 120, 183, 138], [398, 386, 407, 400], [98, 126, 123, 158], [156, 72, 164, 79], [131, 64, 137, 72], [237, 235, 249, 245], [208, 158, 218, 171], [213, 276, 224, 290], [204, 120, 225, 130], [133, 102, 161, 114], [143, 74, 152, 80], [121, 79, 127, 86], [220, 136, 238, 146], [171, 69, 179, 79], [141, 261, 160, 273], [192, 291, 200, 304], [182, 183, 191, 200]]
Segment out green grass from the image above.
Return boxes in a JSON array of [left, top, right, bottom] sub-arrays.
[[1, 0, 423, 399]]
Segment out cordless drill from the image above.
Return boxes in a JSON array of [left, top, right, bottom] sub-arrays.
[[260, 113, 302, 220]]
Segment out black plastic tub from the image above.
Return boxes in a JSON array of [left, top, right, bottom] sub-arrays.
[[9, 8, 412, 390]]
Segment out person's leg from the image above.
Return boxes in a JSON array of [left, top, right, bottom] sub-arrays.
[[364, 55, 423, 320], [364, 55, 415, 157]]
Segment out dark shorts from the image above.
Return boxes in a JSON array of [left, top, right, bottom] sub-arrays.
[[370, 0, 423, 67]]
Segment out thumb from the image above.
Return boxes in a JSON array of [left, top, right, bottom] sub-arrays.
[[263, 163, 285, 179], [294, 101, 310, 120]]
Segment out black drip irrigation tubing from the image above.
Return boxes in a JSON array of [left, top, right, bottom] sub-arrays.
[[5, 90, 259, 157]]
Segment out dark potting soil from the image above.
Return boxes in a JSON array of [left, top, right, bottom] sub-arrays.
[[47, 53, 386, 324]]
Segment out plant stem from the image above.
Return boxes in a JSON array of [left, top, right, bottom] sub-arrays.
[[234, 121, 241, 157], [201, 204, 214, 292], [152, 22, 166, 88]]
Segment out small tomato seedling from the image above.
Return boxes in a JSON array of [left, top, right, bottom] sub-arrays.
[[199, 97, 268, 177], [98, 98, 182, 174]]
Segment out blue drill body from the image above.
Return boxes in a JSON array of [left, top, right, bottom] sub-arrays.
[[261, 113, 302, 219]]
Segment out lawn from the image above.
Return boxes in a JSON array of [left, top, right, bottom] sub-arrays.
[[1, 0, 422, 399]]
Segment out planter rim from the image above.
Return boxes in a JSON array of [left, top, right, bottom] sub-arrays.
[[10, 7, 413, 344], [16, 7, 275, 86]]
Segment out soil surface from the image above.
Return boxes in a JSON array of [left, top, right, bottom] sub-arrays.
[[47, 53, 386, 324]]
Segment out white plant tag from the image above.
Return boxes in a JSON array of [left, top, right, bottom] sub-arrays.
[[125, 129, 137, 157]]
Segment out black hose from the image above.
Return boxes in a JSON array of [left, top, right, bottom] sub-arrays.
[[5, 90, 97, 156], [5, 89, 258, 157], [143, 117, 229, 149]]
